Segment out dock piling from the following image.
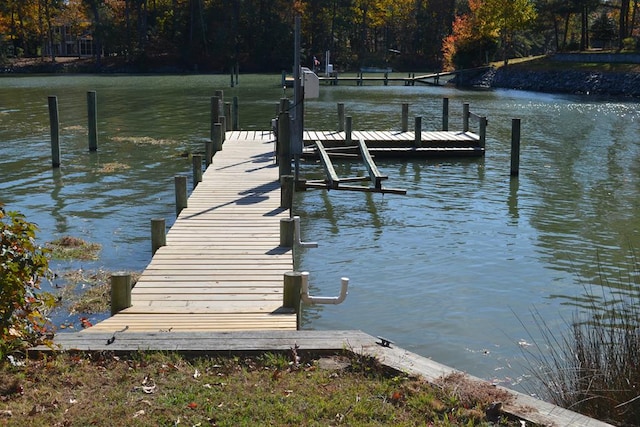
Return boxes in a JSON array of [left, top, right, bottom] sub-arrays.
[[175, 176, 188, 216], [442, 97, 449, 131], [510, 118, 521, 177], [277, 112, 291, 176], [213, 123, 223, 153], [414, 117, 422, 148], [151, 218, 166, 255], [337, 103, 345, 132], [110, 273, 132, 316], [210, 96, 220, 141], [192, 154, 203, 188], [401, 103, 409, 132], [48, 96, 60, 168], [280, 175, 294, 210], [232, 96, 239, 130], [463, 103, 470, 132], [283, 271, 303, 329], [87, 91, 98, 151], [280, 218, 295, 247], [345, 116, 352, 144]]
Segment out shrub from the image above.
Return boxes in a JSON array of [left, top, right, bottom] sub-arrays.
[[622, 37, 637, 52], [0, 207, 55, 357]]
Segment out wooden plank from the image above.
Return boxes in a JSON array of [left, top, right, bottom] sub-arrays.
[[315, 141, 340, 189], [357, 139, 388, 190]]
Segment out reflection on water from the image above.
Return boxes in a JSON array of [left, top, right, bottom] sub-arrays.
[[2, 75, 640, 388]]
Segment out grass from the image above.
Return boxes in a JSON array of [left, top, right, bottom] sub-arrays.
[[0, 351, 529, 426]]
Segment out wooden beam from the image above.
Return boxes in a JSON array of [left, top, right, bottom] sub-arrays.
[[315, 141, 340, 189], [358, 139, 388, 189]]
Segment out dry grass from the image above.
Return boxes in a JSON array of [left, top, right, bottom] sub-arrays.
[[0, 351, 531, 426]]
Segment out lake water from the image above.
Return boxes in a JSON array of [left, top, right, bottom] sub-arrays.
[[1, 74, 639, 391]]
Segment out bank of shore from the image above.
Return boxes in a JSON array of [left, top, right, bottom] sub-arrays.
[[469, 55, 640, 97]]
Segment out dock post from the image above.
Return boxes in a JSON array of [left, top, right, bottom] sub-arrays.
[[224, 102, 232, 130], [87, 91, 98, 151], [337, 103, 345, 132], [277, 112, 291, 175], [151, 218, 166, 255], [401, 103, 409, 132], [215, 90, 224, 103], [232, 96, 239, 130], [280, 218, 295, 247], [110, 273, 132, 316], [442, 97, 449, 131], [384, 72, 388, 86], [479, 116, 487, 150], [192, 154, 203, 188], [280, 175, 294, 210], [463, 103, 470, 132], [510, 118, 521, 177], [283, 271, 303, 329], [175, 176, 188, 216], [219, 116, 227, 143], [210, 96, 220, 141], [230, 70, 234, 87], [48, 96, 61, 168], [205, 140, 214, 166], [279, 98, 289, 113], [213, 123, 223, 152], [414, 116, 422, 148], [345, 116, 352, 144], [281, 70, 287, 87]]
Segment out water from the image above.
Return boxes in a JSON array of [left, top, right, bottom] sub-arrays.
[[2, 74, 639, 390]]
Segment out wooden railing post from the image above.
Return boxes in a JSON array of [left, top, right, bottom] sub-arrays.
[[110, 273, 132, 316]]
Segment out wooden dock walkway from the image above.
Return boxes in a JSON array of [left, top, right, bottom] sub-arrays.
[[85, 130, 298, 333]]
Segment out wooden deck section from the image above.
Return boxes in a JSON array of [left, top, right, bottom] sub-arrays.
[[85, 130, 297, 333], [301, 130, 483, 158]]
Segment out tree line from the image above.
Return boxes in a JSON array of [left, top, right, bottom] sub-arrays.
[[0, 0, 638, 72]]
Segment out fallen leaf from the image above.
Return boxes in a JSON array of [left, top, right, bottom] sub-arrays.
[[193, 369, 201, 379], [187, 402, 198, 409], [69, 398, 77, 404], [133, 410, 145, 419]]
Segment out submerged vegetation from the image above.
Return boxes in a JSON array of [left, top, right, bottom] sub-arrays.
[[45, 236, 101, 261]]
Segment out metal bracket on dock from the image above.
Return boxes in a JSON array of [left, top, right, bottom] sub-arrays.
[[293, 216, 318, 248], [300, 271, 348, 305]]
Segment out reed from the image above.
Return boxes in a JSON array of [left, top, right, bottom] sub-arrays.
[[519, 253, 640, 426]]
